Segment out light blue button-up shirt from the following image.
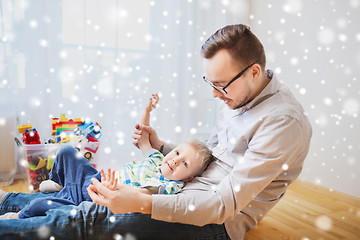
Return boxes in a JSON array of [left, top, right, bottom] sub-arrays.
[[152, 72, 312, 239]]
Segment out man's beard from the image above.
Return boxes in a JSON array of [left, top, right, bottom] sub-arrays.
[[232, 96, 249, 110]]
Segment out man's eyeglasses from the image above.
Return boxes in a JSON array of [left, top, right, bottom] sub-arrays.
[[202, 61, 259, 95]]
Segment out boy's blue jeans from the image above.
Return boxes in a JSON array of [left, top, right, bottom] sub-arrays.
[[0, 146, 229, 239], [19, 145, 101, 218]]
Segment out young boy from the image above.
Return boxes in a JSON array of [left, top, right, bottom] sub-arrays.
[[0, 94, 213, 219]]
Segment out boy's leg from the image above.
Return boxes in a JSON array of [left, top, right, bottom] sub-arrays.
[[50, 145, 101, 204], [6, 146, 100, 219], [0, 192, 57, 215], [17, 196, 75, 219], [50, 145, 93, 186], [0, 200, 229, 240]]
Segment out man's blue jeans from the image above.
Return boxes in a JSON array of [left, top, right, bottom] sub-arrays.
[[0, 147, 229, 240]]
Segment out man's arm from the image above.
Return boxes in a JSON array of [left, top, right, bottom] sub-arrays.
[[151, 116, 311, 226]]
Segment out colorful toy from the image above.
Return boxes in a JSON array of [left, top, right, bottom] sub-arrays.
[[18, 123, 33, 134], [72, 136, 100, 168], [74, 120, 102, 140], [57, 134, 81, 143], [52, 114, 84, 138], [17, 114, 102, 190], [18, 124, 41, 144], [23, 128, 41, 144], [44, 138, 55, 144], [28, 156, 47, 171], [25, 149, 56, 190]]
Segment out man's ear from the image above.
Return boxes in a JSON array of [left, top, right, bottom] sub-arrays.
[[182, 176, 194, 183], [251, 63, 261, 81]]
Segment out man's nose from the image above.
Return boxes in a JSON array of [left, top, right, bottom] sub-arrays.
[[172, 159, 179, 165], [212, 88, 223, 98]]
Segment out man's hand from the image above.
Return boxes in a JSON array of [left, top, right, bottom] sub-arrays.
[[132, 124, 164, 150], [87, 178, 152, 214], [100, 168, 118, 191]]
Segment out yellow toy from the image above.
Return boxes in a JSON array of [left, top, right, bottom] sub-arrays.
[[18, 123, 33, 134]]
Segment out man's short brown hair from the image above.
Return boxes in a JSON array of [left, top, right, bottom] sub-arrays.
[[201, 24, 266, 70]]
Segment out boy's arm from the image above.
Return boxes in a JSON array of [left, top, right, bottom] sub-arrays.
[[138, 135, 152, 155], [138, 94, 159, 155], [139, 93, 159, 126]]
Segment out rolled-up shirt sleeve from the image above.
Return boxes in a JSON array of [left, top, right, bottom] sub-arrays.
[[162, 142, 177, 155], [152, 115, 310, 226]]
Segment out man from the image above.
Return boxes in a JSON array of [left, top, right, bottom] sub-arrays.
[[0, 24, 311, 240]]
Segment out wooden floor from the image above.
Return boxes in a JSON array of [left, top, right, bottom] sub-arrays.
[[245, 180, 360, 240], [1, 179, 359, 239]]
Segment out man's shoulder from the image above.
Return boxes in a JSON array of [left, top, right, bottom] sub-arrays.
[[257, 83, 305, 122]]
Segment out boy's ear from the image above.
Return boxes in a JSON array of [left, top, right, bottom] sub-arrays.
[[182, 176, 194, 183]]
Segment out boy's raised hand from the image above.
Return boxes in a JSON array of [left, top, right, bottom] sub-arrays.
[[100, 168, 118, 191], [145, 93, 159, 113], [133, 93, 163, 152]]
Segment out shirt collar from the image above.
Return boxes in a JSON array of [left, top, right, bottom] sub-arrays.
[[235, 69, 280, 114]]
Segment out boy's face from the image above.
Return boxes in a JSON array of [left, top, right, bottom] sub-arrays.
[[160, 143, 204, 182]]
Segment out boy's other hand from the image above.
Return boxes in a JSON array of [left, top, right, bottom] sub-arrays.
[[100, 168, 118, 191], [87, 178, 152, 214]]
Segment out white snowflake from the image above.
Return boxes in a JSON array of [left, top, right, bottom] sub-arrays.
[[113, 233, 123, 240], [315, 215, 332, 231], [188, 204, 195, 211], [282, 164, 289, 171], [282, 0, 303, 14], [343, 99, 359, 115], [37, 225, 50, 239], [318, 27, 335, 45], [39, 39, 48, 47], [109, 216, 116, 223], [30, 97, 41, 107], [174, 126, 182, 133], [29, 20, 38, 28], [189, 128, 197, 135], [189, 99, 197, 108], [70, 209, 77, 216], [0, 118, 5, 126], [104, 147, 111, 154]]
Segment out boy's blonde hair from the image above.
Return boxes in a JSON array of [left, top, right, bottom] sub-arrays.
[[185, 139, 214, 174]]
